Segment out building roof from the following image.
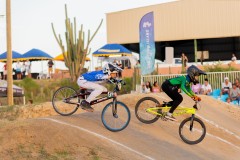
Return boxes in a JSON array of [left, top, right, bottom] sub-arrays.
[[107, 0, 240, 43]]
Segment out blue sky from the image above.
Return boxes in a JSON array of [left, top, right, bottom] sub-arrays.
[[0, 0, 174, 71]]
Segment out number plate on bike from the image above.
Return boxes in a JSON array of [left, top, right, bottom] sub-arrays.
[[108, 92, 114, 98]]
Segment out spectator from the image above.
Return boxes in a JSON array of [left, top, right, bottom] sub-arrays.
[[21, 61, 26, 78], [152, 81, 160, 93], [201, 78, 212, 95], [25, 59, 31, 78], [135, 60, 141, 68], [145, 81, 152, 93], [141, 81, 152, 93], [191, 83, 201, 94], [113, 60, 122, 77], [113, 59, 118, 66], [231, 53, 237, 62], [229, 83, 240, 103], [181, 53, 188, 68], [48, 59, 54, 79], [234, 78, 240, 88], [141, 83, 146, 93], [221, 77, 232, 96], [3, 63, 7, 80], [15, 61, 22, 80]]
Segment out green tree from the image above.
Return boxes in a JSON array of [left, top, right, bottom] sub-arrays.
[[52, 4, 102, 82]]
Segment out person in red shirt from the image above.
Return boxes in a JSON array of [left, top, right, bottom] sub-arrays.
[[3, 63, 7, 80]]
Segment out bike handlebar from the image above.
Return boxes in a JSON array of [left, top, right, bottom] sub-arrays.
[[108, 78, 126, 85]]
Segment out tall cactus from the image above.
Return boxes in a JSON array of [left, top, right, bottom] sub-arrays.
[[51, 4, 103, 82]]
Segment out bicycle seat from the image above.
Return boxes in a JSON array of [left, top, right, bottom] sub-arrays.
[[163, 101, 173, 107]]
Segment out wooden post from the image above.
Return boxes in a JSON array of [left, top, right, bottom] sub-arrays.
[[194, 39, 198, 63], [6, 0, 13, 105]]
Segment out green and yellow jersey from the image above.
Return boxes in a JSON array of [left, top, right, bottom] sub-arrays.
[[168, 75, 195, 97]]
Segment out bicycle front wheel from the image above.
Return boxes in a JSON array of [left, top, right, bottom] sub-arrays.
[[179, 117, 206, 145], [135, 97, 161, 124], [101, 101, 131, 132], [52, 86, 79, 116]]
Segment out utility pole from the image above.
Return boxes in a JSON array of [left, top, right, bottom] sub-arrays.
[[194, 39, 197, 63], [6, 0, 13, 105]]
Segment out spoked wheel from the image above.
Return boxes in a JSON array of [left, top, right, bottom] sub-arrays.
[[101, 101, 131, 132], [135, 97, 161, 124], [179, 117, 206, 144], [52, 86, 80, 116]]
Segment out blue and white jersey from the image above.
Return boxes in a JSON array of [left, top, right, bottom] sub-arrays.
[[80, 70, 108, 82]]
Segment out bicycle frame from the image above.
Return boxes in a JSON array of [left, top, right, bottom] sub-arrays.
[[146, 105, 196, 116], [65, 78, 124, 116]]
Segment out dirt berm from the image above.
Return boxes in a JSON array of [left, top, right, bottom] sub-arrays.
[[0, 93, 239, 160]]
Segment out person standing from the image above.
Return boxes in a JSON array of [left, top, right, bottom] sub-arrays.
[[181, 53, 188, 68], [21, 61, 26, 78], [15, 61, 22, 80], [48, 59, 54, 79], [25, 60, 31, 78], [232, 53, 237, 62], [3, 63, 7, 80]]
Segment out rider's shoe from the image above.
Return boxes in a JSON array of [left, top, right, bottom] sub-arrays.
[[80, 100, 94, 112], [165, 112, 177, 121]]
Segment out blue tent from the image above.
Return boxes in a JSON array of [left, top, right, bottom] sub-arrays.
[[93, 44, 132, 57], [23, 48, 53, 60], [0, 50, 25, 62]]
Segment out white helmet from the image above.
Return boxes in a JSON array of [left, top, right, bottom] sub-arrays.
[[103, 62, 122, 75]]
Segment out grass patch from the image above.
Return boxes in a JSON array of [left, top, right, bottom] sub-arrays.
[[89, 148, 100, 160], [0, 105, 19, 121], [55, 150, 74, 160], [39, 145, 58, 160]]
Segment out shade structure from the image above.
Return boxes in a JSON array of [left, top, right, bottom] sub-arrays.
[[0, 50, 25, 62], [54, 53, 90, 61], [22, 48, 53, 61], [93, 43, 132, 57]]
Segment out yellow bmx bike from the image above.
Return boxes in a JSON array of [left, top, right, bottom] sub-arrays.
[[135, 97, 206, 144]]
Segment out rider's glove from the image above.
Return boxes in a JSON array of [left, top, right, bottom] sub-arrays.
[[192, 96, 201, 101]]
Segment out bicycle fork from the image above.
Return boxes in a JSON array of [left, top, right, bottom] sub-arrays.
[[112, 98, 118, 118], [190, 114, 195, 131]]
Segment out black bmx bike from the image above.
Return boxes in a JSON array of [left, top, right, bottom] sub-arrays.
[[52, 78, 131, 132]]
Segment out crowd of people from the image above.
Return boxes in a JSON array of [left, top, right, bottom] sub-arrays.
[[141, 81, 161, 93], [1, 60, 31, 80], [220, 77, 240, 104]]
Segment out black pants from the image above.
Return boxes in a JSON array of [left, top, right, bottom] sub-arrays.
[[161, 80, 183, 113]]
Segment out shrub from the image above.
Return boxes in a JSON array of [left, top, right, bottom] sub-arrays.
[[204, 61, 239, 72]]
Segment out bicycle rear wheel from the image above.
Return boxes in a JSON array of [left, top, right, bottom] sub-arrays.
[[101, 101, 131, 132], [179, 117, 206, 144], [52, 86, 79, 116], [135, 97, 161, 124]]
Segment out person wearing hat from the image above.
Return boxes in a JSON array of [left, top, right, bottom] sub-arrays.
[[221, 77, 232, 96]]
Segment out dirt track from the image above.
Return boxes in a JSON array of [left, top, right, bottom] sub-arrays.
[[0, 93, 239, 160]]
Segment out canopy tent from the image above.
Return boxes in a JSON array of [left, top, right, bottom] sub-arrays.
[[22, 48, 53, 75], [93, 43, 132, 57], [0, 50, 25, 62], [0, 80, 23, 96], [54, 53, 90, 61], [22, 48, 53, 60]]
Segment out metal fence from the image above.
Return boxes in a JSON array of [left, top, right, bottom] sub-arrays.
[[141, 71, 240, 90]]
